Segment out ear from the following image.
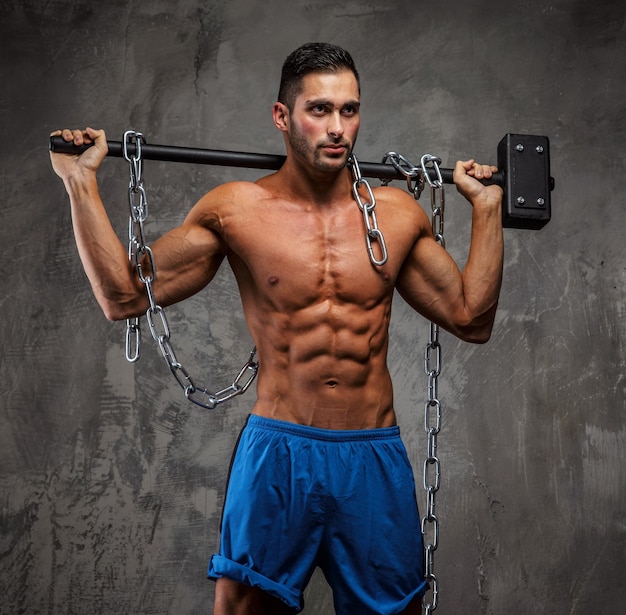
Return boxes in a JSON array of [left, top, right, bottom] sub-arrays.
[[272, 102, 289, 132]]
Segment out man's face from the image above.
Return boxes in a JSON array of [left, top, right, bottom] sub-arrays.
[[283, 69, 361, 173]]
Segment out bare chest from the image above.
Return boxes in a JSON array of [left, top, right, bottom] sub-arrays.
[[223, 201, 401, 310]]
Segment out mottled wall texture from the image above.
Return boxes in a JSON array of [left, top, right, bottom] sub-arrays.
[[1, 1, 625, 613]]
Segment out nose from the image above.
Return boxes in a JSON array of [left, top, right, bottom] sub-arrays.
[[328, 111, 344, 139]]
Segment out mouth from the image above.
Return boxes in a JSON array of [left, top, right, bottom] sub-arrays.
[[321, 143, 349, 155]]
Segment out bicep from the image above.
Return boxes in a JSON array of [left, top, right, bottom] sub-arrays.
[[148, 218, 227, 308], [395, 232, 464, 326]]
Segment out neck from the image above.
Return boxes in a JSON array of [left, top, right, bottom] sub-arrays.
[[278, 154, 354, 206]]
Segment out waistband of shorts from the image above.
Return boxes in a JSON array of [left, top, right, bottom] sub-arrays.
[[246, 414, 401, 442]]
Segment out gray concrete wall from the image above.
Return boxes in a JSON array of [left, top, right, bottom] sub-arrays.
[[1, 0, 624, 613]]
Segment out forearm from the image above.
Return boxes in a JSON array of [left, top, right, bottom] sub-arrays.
[[459, 200, 503, 341], [64, 172, 145, 320]]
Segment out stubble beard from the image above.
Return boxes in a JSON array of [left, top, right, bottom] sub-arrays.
[[289, 127, 355, 173]]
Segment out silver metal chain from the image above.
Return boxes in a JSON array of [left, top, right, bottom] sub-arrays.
[[421, 155, 444, 614], [422, 156, 445, 615], [349, 154, 388, 266], [383, 151, 445, 614], [123, 130, 258, 409]]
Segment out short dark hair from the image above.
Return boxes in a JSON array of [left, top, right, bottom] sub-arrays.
[[278, 42, 360, 110]]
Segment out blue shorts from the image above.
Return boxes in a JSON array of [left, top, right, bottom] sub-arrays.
[[208, 414, 428, 614]]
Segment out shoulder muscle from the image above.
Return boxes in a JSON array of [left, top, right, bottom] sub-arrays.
[[184, 181, 263, 232]]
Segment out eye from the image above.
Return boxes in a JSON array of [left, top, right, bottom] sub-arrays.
[[341, 104, 358, 116]]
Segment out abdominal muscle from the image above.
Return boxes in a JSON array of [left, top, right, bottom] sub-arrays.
[[248, 297, 397, 430]]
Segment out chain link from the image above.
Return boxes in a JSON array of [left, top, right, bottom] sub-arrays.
[[421, 154, 445, 252], [381, 151, 426, 200], [349, 154, 388, 266], [122, 130, 258, 409]]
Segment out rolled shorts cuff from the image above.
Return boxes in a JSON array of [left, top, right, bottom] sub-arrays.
[[208, 554, 303, 612]]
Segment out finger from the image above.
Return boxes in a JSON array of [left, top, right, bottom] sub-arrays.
[[82, 129, 95, 145], [470, 162, 497, 180], [83, 126, 97, 144], [453, 159, 474, 182], [456, 159, 474, 172], [472, 162, 484, 179], [483, 164, 498, 179], [57, 129, 83, 145], [85, 127, 108, 152], [71, 129, 85, 146], [57, 129, 74, 143]]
